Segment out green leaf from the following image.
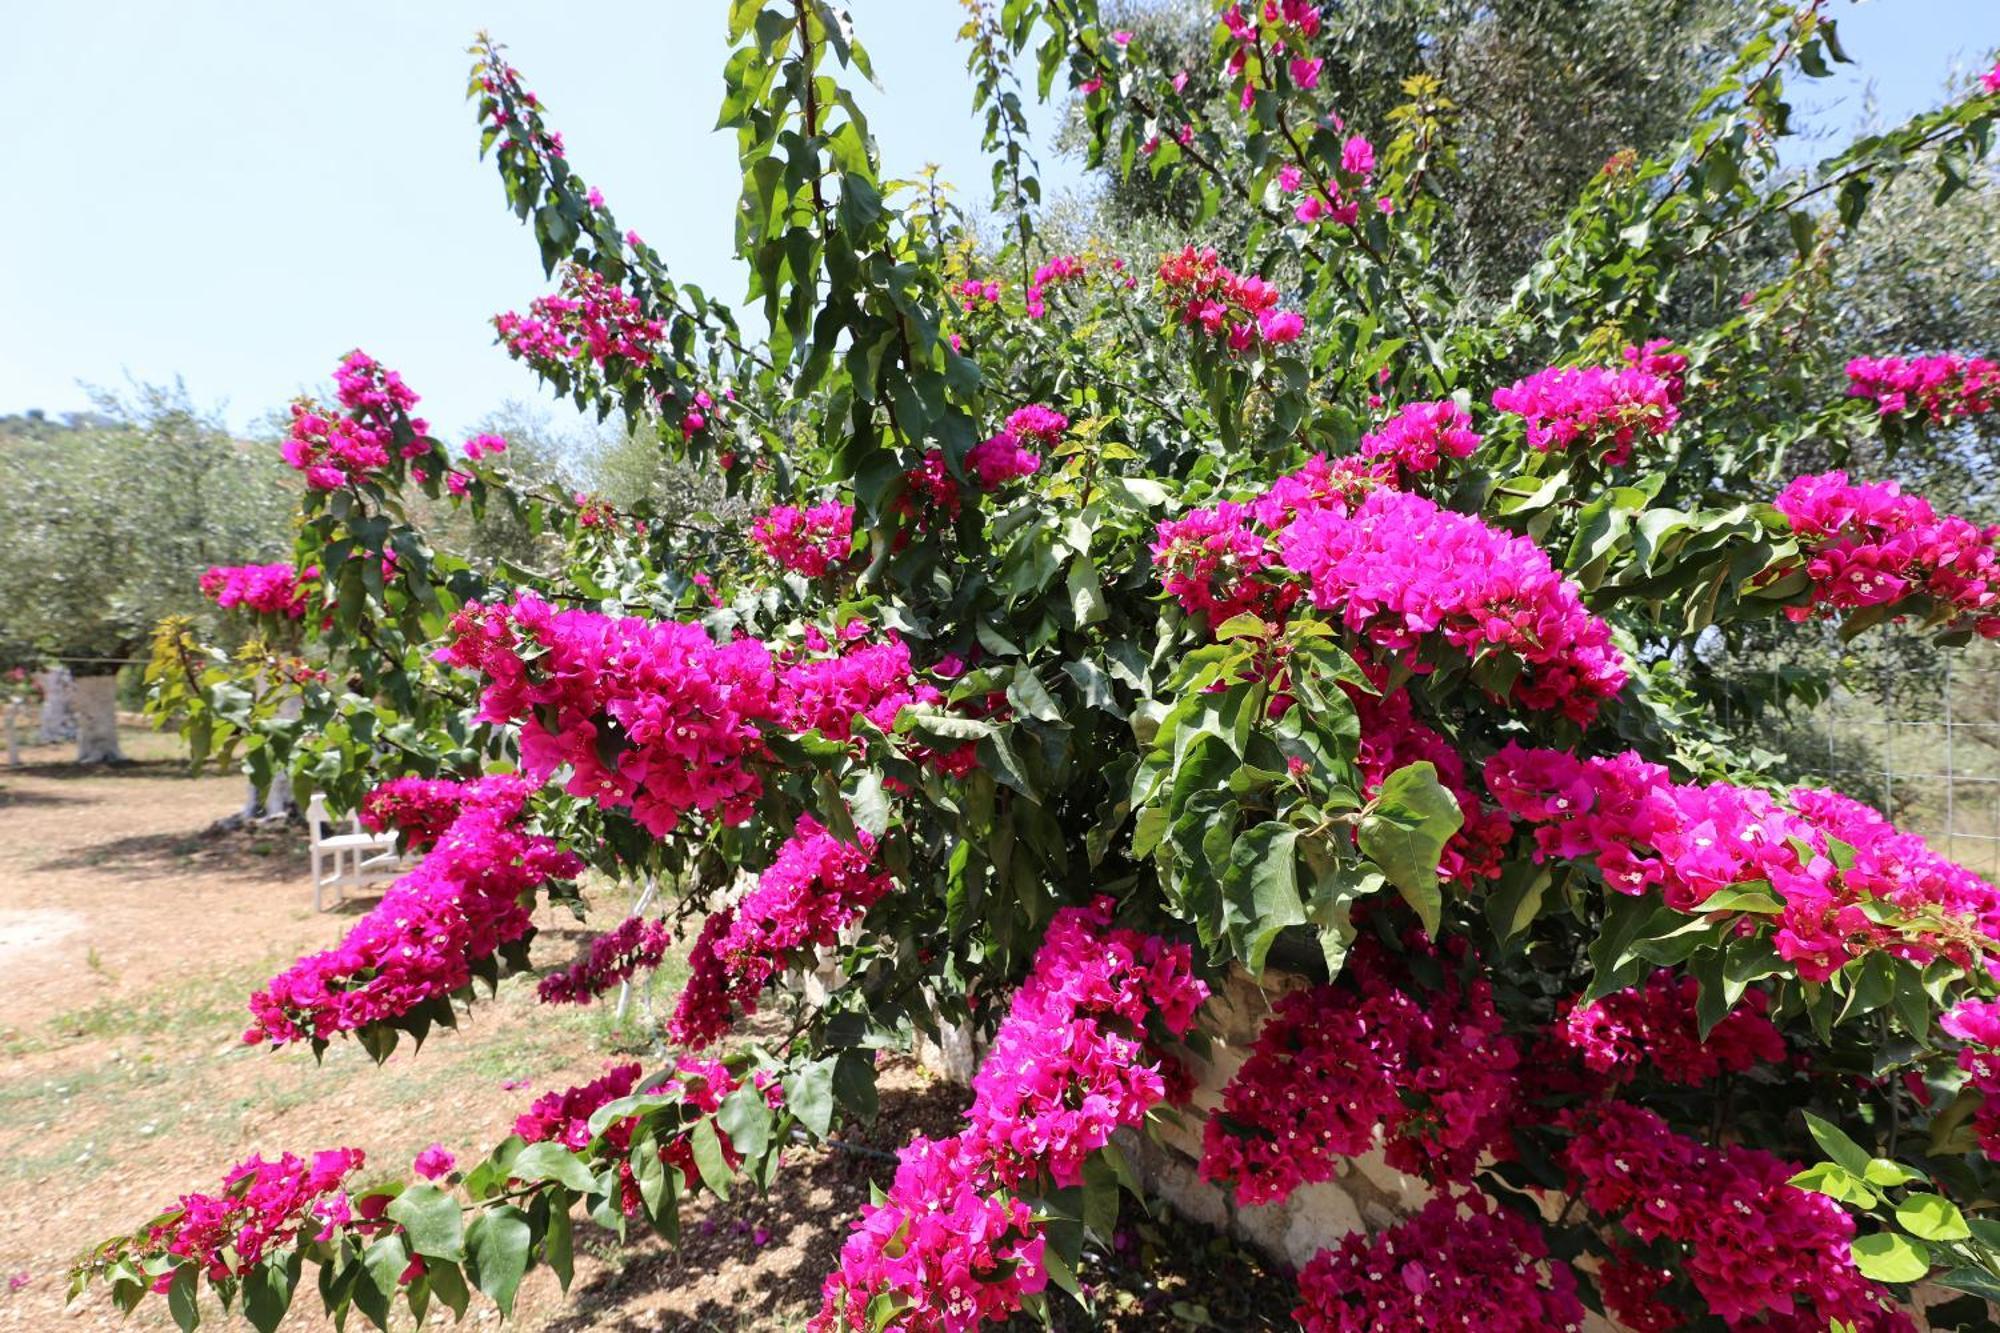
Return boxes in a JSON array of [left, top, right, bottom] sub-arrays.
[[166, 1265, 200, 1332], [510, 1141, 599, 1192], [784, 1059, 838, 1139], [1895, 1193, 1971, 1242], [1223, 823, 1304, 974], [357, 1235, 409, 1331], [1356, 762, 1462, 937], [465, 1205, 532, 1317], [1788, 1162, 1879, 1207], [832, 1050, 879, 1123], [426, 1258, 470, 1319], [1862, 1158, 1923, 1188], [1849, 1231, 1931, 1284], [386, 1183, 466, 1261], [1803, 1111, 1874, 1177], [242, 1256, 296, 1333], [690, 1117, 735, 1199], [718, 1082, 774, 1161]]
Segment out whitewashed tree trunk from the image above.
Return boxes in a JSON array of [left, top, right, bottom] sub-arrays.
[[242, 696, 302, 818], [72, 674, 124, 764], [5, 701, 20, 767], [36, 666, 76, 744]]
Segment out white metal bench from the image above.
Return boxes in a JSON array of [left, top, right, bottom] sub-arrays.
[[307, 794, 407, 910]]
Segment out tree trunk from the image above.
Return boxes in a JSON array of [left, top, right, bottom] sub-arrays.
[[36, 666, 76, 744], [72, 674, 124, 764]]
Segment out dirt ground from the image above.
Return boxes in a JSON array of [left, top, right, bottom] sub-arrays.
[[0, 730, 1294, 1332]]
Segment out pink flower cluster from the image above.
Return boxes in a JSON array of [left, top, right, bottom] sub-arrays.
[[495, 265, 664, 367], [1287, 136, 1378, 228], [1486, 745, 2000, 981], [281, 352, 429, 489], [898, 448, 962, 524], [1358, 399, 1482, 474], [668, 817, 891, 1047], [957, 278, 1002, 312], [773, 634, 947, 747], [964, 405, 1062, 491], [959, 896, 1208, 1186], [439, 595, 776, 836], [814, 899, 1206, 1332], [1199, 943, 1518, 1203], [1152, 501, 1278, 626], [463, 432, 508, 460], [1352, 687, 1510, 883], [199, 563, 309, 620], [751, 501, 858, 577], [516, 1055, 753, 1211], [514, 1062, 642, 1150], [1490, 361, 1679, 464], [1845, 353, 1997, 422], [537, 914, 673, 1005], [1624, 338, 1689, 401], [1293, 1196, 1584, 1332], [1024, 254, 1102, 318], [245, 776, 582, 1045], [810, 1134, 1047, 1333], [442, 604, 975, 841], [1157, 245, 1304, 351], [1563, 1102, 1909, 1329], [140, 1149, 365, 1281], [1557, 969, 1785, 1085], [358, 776, 475, 850], [1220, 2, 1322, 110], [1941, 998, 2000, 1155], [1772, 470, 2000, 637], [1276, 487, 1628, 721]]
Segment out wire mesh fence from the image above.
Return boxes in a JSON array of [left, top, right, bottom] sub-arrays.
[[1751, 643, 2000, 880]]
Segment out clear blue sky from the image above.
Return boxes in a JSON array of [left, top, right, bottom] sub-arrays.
[[0, 1, 1993, 437]]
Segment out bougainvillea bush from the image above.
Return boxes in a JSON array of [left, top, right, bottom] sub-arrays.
[[90, 2, 2000, 1329]]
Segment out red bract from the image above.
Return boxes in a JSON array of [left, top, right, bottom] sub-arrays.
[[138, 1149, 365, 1282], [279, 351, 429, 489], [751, 501, 857, 577], [774, 636, 944, 744], [1562, 1103, 1910, 1329], [1845, 352, 1997, 422], [1152, 501, 1274, 625], [199, 563, 310, 619], [1275, 488, 1628, 721], [245, 777, 581, 1045], [1556, 968, 1785, 1085], [1772, 469, 2000, 637], [1199, 942, 1518, 1204], [1358, 398, 1482, 474], [1293, 1196, 1584, 1332], [495, 265, 664, 368], [358, 775, 475, 850], [1942, 998, 2000, 1154], [438, 595, 776, 836], [1156, 245, 1304, 352], [811, 1134, 1047, 1333], [1487, 745, 2000, 979], [537, 914, 673, 1005], [1352, 686, 1510, 884], [668, 817, 890, 1047], [1490, 362, 1679, 463], [814, 900, 1206, 1331]]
